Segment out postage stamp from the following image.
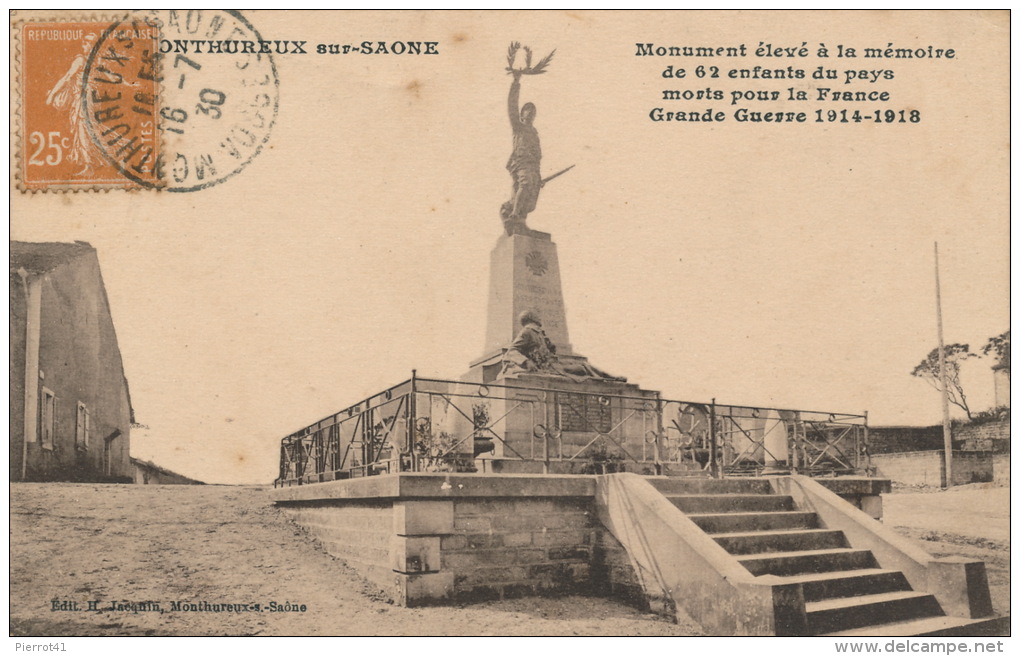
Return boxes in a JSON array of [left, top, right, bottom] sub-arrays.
[[15, 10, 279, 192], [17, 17, 160, 190]]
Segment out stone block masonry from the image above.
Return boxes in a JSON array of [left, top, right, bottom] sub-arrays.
[[285, 500, 395, 593], [870, 450, 993, 487], [592, 526, 658, 610], [870, 418, 1009, 455], [868, 425, 944, 454], [272, 474, 607, 606], [444, 497, 596, 601], [955, 418, 1010, 453], [992, 454, 1010, 485]]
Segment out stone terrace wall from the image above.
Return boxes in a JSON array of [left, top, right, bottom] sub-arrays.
[[593, 528, 653, 610], [443, 497, 597, 601], [284, 500, 395, 593], [949, 451, 995, 484], [871, 451, 943, 487], [870, 418, 1009, 454], [956, 420, 1010, 442], [870, 450, 993, 487], [993, 454, 1010, 485], [955, 419, 1010, 452], [868, 425, 943, 454], [271, 474, 618, 606]]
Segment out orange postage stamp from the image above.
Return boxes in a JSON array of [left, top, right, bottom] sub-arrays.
[[18, 18, 161, 190]]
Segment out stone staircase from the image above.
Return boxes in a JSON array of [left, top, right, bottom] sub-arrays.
[[649, 477, 1001, 636]]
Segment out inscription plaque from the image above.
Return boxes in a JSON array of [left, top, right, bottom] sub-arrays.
[[556, 393, 612, 433]]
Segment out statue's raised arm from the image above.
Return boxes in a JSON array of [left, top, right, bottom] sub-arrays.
[[508, 71, 524, 129]]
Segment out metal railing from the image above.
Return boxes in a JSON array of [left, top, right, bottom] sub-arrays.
[[275, 373, 869, 486]]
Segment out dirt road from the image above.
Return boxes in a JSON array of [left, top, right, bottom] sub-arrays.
[[883, 485, 1010, 543], [9, 483, 698, 636], [882, 484, 1011, 616], [9, 482, 1009, 636]]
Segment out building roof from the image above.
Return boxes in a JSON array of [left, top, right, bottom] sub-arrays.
[[130, 457, 205, 484], [10, 240, 135, 423], [10, 241, 95, 274]]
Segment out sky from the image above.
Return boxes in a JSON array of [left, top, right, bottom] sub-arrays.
[[11, 11, 1009, 484]]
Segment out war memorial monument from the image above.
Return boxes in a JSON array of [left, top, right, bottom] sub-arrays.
[[270, 45, 1004, 636]]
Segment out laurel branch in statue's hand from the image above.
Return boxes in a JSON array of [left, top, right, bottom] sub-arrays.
[[506, 42, 556, 76]]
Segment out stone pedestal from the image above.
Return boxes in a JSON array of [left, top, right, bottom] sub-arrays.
[[481, 229, 574, 361], [468, 229, 623, 386]]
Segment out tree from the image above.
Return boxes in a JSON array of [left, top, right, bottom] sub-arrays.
[[911, 344, 977, 420], [981, 330, 1010, 376]]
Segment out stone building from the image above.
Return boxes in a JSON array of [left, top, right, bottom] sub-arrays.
[[10, 241, 133, 482]]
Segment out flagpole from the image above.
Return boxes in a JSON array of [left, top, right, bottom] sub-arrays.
[[935, 242, 953, 488]]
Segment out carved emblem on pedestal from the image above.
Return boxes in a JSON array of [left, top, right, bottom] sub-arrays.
[[525, 251, 548, 276]]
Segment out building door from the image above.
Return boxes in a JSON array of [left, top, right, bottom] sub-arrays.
[[103, 430, 121, 478], [103, 438, 112, 476]]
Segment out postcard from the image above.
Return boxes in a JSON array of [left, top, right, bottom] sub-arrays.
[[9, 10, 1010, 640]]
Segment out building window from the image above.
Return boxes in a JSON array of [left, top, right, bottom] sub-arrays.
[[40, 387, 55, 450], [76, 402, 91, 450]]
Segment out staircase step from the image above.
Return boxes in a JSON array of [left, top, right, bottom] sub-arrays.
[[825, 615, 1010, 637], [807, 590, 944, 635], [738, 548, 876, 576], [651, 477, 774, 495], [776, 568, 911, 602], [668, 494, 794, 514], [712, 529, 848, 555], [689, 511, 818, 533]]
